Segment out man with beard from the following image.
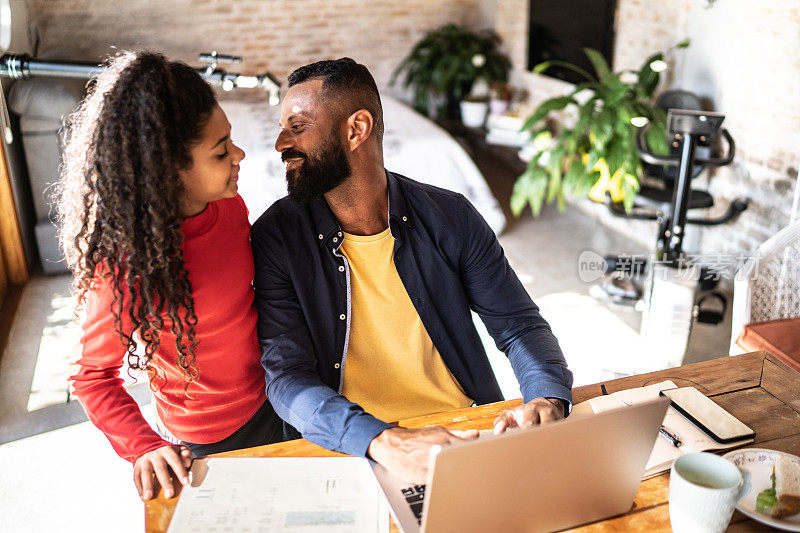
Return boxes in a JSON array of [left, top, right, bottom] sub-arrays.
[[251, 58, 573, 484]]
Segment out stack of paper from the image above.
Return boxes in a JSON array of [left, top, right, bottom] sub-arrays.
[[485, 113, 531, 147]]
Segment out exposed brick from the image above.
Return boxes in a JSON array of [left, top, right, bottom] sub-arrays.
[[27, 0, 485, 90], [25, 0, 798, 260]]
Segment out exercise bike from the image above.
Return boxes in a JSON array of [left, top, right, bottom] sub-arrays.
[[600, 102, 748, 370]]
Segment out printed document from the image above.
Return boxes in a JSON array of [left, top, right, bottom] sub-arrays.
[[167, 457, 389, 533]]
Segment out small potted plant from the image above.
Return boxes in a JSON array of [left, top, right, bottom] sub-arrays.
[[459, 94, 490, 128], [460, 77, 490, 128], [392, 24, 511, 120]]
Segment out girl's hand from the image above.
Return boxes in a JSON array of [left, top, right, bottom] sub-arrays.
[[133, 445, 193, 500]]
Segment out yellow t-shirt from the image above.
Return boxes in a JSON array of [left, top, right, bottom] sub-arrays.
[[339, 227, 473, 422]]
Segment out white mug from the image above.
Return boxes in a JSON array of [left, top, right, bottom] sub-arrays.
[[669, 452, 751, 533]]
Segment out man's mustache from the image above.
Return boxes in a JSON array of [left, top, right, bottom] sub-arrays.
[[281, 149, 307, 162]]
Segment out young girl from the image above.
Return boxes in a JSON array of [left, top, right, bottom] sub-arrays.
[[59, 51, 283, 501]]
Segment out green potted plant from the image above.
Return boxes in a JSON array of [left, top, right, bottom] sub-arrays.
[[510, 42, 689, 217], [391, 24, 512, 120]]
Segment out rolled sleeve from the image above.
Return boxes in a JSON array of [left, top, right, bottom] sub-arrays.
[[458, 197, 574, 408]]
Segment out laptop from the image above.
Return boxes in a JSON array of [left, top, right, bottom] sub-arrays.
[[371, 398, 669, 533]]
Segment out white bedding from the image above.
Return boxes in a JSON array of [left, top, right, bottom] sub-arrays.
[[220, 96, 506, 234]]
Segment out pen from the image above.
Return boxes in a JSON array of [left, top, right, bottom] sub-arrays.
[[659, 425, 682, 447]]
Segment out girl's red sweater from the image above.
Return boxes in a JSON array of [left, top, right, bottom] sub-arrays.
[[69, 195, 266, 462]]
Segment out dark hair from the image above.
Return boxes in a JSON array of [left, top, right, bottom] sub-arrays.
[[288, 57, 384, 142], [57, 50, 217, 389]]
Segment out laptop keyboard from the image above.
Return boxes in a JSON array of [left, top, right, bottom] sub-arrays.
[[401, 484, 426, 524]]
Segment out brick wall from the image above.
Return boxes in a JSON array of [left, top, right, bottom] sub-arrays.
[[494, 0, 800, 260], [27, 0, 481, 92]]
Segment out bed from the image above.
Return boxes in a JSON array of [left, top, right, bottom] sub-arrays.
[[220, 95, 506, 234]]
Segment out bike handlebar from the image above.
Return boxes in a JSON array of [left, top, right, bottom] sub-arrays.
[[637, 126, 735, 167]]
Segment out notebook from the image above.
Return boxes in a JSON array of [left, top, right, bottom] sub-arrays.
[[571, 381, 755, 478]]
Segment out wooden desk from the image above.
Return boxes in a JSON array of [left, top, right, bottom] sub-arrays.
[[146, 351, 800, 532]]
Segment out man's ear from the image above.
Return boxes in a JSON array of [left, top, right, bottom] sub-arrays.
[[346, 109, 374, 151]]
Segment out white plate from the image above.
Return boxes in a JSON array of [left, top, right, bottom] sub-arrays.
[[722, 448, 800, 531]]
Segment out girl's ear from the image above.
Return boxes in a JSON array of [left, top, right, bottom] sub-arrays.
[[346, 109, 374, 152]]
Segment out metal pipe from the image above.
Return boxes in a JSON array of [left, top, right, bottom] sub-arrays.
[[0, 53, 281, 104], [1, 54, 102, 79]]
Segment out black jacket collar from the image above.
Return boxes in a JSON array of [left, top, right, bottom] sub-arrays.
[[308, 169, 412, 249]]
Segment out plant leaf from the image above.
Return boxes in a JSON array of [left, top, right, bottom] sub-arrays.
[[521, 95, 575, 131], [622, 172, 641, 212], [563, 159, 587, 197], [574, 98, 597, 135], [546, 146, 564, 203], [532, 61, 551, 75], [527, 166, 549, 216], [510, 171, 531, 216], [590, 108, 614, 149], [533, 60, 597, 82], [606, 135, 629, 178], [604, 80, 630, 105], [635, 52, 663, 98], [644, 124, 669, 156], [583, 48, 613, 83], [511, 165, 549, 217]]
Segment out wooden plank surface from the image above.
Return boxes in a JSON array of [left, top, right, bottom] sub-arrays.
[[712, 387, 800, 443], [761, 356, 800, 413], [146, 352, 800, 533], [599, 351, 765, 397]]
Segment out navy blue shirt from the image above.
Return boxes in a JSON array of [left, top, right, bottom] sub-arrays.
[[251, 171, 573, 458]]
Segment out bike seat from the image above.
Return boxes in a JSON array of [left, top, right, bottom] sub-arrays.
[[634, 184, 714, 211]]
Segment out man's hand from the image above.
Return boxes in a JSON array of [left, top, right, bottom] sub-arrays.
[[493, 397, 565, 435], [133, 444, 193, 501], [367, 426, 479, 484]]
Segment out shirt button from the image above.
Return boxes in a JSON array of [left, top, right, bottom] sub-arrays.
[[339, 314, 346, 320], [402, 216, 408, 222], [337, 232, 342, 237], [333, 237, 338, 243], [338, 266, 345, 272], [318, 234, 324, 240], [334, 363, 340, 369]]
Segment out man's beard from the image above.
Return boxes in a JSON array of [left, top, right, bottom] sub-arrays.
[[282, 136, 351, 204]]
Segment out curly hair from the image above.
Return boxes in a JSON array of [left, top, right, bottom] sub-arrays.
[[57, 51, 217, 389]]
